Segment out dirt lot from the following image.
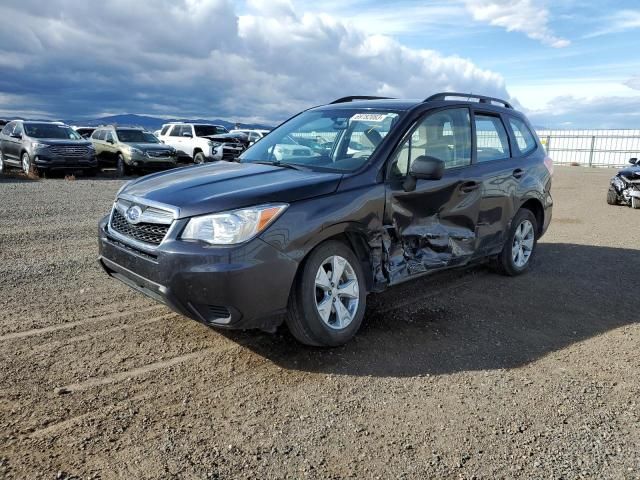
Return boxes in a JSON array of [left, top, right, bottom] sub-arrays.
[[0, 166, 638, 479]]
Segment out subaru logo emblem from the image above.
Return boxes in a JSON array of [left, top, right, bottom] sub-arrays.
[[126, 205, 143, 224]]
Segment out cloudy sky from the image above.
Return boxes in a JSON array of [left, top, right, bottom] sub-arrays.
[[0, 0, 639, 128]]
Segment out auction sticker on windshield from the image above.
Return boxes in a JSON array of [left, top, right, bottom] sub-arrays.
[[351, 113, 389, 122]]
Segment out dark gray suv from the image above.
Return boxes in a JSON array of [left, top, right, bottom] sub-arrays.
[[0, 120, 97, 176], [98, 93, 553, 346]]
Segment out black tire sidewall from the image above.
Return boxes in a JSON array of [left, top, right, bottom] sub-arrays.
[[117, 155, 126, 177], [501, 209, 538, 276], [293, 241, 367, 346], [194, 152, 205, 164]]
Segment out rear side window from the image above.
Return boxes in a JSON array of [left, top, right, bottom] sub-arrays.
[[474, 114, 510, 162], [508, 117, 537, 155]]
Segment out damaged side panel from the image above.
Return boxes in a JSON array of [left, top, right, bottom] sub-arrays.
[[376, 173, 483, 285]]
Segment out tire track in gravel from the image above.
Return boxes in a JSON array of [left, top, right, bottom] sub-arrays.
[[0, 305, 164, 341]]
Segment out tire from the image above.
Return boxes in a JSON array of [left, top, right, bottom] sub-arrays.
[[116, 154, 129, 177], [0, 150, 5, 175], [496, 209, 538, 276], [286, 240, 367, 347], [632, 197, 640, 209], [606, 187, 618, 205], [194, 152, 206, 164], [22, 152, 38, 177]]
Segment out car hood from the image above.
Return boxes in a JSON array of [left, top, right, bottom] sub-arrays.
[[121, 161, 343, 218], [619, 165, 640, 179], [31, 139, 92, 147], [126, 143, 174, 151], [201, 133, 248, 144]]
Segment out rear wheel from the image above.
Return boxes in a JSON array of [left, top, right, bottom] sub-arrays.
[[194, 152, 206, 164], [606, 187, 618, 205], [286, 240, 366, 347], [496, 209, 538, 276]]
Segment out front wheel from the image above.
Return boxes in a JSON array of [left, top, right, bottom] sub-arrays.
[[496, 209, 538, 276], [286, 241, 367, 347], [22, 152, 38, 177], [606, 187, 618, 205], [193, 152, 206, 164], [116, 154, 129, 177], [0, 150, 5, 175]]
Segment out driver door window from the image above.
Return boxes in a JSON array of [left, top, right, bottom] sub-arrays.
[[392, 108, 471, 177]]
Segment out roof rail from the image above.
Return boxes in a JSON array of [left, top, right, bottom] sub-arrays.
[[424, 92, 513, 109], [330, 95, 394, 104]]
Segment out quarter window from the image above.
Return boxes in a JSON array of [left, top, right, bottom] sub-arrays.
[[508, 117, 537, 155], [169, 125, 182, 137], [392, 108, 471, 176], [474, 114, 510, 162]]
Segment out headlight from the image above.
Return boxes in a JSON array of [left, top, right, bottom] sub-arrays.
[[31, 142, 49, 150], [127, 146, 144, 155], [181, 204, 288, 245], [208, 141, 222, 148]]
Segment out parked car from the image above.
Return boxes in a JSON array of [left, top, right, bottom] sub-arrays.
[[98, 92, 553, 346], [607, 158, 640, 208], [230, 128, 270, 145], [158, 123, 247, 163], [0, 120, 97, 176], [0, 119, 8, 129], [90, 126, 178, 177], [73, 126, 97, 139]]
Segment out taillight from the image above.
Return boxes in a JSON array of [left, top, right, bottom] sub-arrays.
[[544, 156, 554, 176]]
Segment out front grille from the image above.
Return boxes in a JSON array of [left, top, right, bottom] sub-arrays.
[[222, 144, 244, 161], [110, 209, 170, 246], [146, 150, 174, 158], [48, 145, 92, 157]]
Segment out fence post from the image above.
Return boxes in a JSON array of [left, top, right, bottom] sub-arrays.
[[588, 135, 596, 167], [545, 135, 551, 155]]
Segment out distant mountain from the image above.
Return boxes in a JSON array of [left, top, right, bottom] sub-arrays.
[[61, 113, 273, 131]]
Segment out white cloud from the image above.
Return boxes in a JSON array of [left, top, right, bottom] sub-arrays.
[[585, 9, 640, 38], [0, 0, 509, 123], [463, 0, 570, 48]]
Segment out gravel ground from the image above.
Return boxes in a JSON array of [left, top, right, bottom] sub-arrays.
[[0, 166, 638, 479]]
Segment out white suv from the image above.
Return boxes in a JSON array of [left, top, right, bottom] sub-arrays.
[[158, 123, 242, 163]]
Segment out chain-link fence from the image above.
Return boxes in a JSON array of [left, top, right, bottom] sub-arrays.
[[536, 129, 640, 168]]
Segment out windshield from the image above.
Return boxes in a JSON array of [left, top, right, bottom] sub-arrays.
[[142, 132, 160, 143], [194, 125, 228, 136], [116, 129, 149, 143], [24, 123, 82, 140], [240, 109, 401, 172]]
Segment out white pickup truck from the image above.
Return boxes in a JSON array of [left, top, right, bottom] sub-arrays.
[[158, 123, 247, 163]]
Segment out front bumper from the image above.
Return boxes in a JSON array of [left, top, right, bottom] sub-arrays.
[[97, 215, 298, 331], [34, 154, 97, 170], [129, 153, 178, 170]]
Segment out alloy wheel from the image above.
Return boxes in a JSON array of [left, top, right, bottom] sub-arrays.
[[22, 153, 30, 175], [512, 219, 534, 268], [314, 255, 360, 330]]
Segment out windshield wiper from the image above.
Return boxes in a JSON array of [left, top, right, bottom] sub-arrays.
[[251, 160, 308, 171]]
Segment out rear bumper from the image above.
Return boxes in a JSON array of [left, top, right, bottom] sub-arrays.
[[97, 216, 298, 331]]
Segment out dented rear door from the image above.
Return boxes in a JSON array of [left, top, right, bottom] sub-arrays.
[[382, 107, 483, 284]]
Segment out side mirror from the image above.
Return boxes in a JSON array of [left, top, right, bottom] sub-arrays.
[[629, 158, 638, 165], [106, 138, 114, 144], [409, 155, 444, 180], [11, 133, 22, 139], [182, 133, 193, 138]]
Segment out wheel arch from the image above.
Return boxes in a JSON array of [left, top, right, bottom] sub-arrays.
[[293, 222, 377, 294], [519, 197, 545, 235], [193, 147, 203, 157]]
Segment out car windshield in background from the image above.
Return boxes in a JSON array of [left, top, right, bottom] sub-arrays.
[[240, 109, 401, 172], [24, 123, 82, 140], [142, 132, 160, 143], [116, 130, 148, 143], [194, 125, 228, 136]]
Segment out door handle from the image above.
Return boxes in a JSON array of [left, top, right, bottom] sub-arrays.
[[460, 181, 479, 193], [512, 168, 524, 179]]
